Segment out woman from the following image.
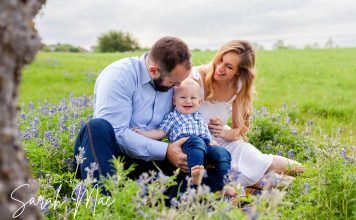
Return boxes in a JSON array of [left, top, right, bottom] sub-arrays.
[[192, 40, 303, 189]]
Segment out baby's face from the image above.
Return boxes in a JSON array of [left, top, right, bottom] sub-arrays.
[[174, 85, 202, 115]]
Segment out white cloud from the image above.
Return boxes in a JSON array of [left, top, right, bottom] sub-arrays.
[[35, 0, 356, 50]]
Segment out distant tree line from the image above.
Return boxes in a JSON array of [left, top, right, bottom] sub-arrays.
[[41, 32, 343, 53], [42, 43, 88, 53], [272, 38, 339, 50]]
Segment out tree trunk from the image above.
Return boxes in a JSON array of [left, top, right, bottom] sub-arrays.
[[0, 0, 46, 219]]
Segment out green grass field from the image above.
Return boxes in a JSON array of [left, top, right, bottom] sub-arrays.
[[21, 48, 356, 139], [18, 48, 356, 219]]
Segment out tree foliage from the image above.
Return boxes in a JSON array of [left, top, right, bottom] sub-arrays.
[[97, 31, 140, 52]]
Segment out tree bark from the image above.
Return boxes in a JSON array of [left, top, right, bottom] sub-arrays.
[[0, 0, 46, 219]]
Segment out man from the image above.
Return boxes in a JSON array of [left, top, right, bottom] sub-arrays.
[[74, 37, 191, 196]]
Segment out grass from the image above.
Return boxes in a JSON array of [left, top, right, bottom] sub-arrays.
[[21, 48, 356, 140], [16, 47, 356, 219]]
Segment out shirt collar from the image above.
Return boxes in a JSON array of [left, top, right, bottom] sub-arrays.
[[173, 107, 200, 120], [139, 52, 152, 85]]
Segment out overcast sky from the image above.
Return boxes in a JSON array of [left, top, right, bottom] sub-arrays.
[[35, 0, 356, 50]]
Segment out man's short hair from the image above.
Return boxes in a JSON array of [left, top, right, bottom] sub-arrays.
[[149, 36, 191, 74]]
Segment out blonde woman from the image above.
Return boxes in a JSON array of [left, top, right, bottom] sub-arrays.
[[192, 40, 303, 189]]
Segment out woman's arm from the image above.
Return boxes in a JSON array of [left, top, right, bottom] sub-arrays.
[[132, 128, 167, 140]]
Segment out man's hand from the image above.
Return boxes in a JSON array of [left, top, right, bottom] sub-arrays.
[[166, 137, 188, 173]]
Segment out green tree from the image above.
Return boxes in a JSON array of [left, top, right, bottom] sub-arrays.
[[325, 38, 334, 48], [97, 31, 140, 52], [272, 39, 286, 50]]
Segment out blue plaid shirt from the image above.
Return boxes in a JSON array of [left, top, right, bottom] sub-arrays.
[[159, 108, 212, 142]]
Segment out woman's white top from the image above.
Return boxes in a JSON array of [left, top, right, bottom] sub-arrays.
[[192, 68, 273, 188]]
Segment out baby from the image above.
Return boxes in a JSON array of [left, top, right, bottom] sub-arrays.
[[135, 78, 235, 195]]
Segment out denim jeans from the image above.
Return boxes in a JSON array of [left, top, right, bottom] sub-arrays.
[[73, 118, 188, 200], [181, 135, 231, 191]]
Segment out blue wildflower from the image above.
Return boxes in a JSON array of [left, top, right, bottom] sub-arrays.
[[288, 149, 295, 158]]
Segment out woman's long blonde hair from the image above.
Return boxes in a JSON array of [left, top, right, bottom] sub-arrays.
[[204, 40, 256, 139]]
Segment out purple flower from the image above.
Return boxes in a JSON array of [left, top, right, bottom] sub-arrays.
[[288, 149, 295, 158], [73, 182, 87, 200], [44, 131, 52, 141], [339, 150, 351, 161], [291, 128, 298, 136], [22, 128, 32, 140], [75, 146, 86, 165], [277, 151, 283, 156], [261, 107, 268, 115], [20, 113, 26, 120], [28, 102, 34, 111], [303, 183, 310, 193], [40, 201, 49, 214], [228, 168, 241, 182]]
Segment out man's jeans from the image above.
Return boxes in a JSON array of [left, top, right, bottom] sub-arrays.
[[73, 118, 187, 199], [182, 135, 231, 191]]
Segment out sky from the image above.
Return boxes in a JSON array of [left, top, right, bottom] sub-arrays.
[[35, 0, 356, 50]]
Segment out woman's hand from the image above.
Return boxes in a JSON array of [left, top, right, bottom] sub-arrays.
[[208, 117, 227, 139], [208, 116, 241, 141]]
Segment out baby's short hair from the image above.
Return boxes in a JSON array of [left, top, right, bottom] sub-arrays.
[[174, 78, 201, 97]]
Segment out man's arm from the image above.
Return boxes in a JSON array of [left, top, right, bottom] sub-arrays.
[[94, 65, 168, 161]]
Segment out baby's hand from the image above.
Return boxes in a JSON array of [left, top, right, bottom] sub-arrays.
[[131, 128, 143, 134], [209, 140, 218, 146]]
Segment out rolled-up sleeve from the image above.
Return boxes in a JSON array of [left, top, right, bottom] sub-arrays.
[[94, 66, 168, 161]]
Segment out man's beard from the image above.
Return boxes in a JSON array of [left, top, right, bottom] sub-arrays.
[[151, 76, 172, 92]]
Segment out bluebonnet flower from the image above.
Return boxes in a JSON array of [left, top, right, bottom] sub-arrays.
[[51, 136, 60, 149], [339, 150, 351, 161], [288, 149, 295, 158], [284, 116, 290, 125], [228, 168, 241, 182], [82, 96, 88, 107], [33, 116, 40, 125], [28, 102, 34, 111], [20, 113, 26, 120], [156, 171, 170, 185], [84, 162, 99, 183], [282, 102, 287, 109], [170, 197, 180, 208], [73, 182, 87, 200], [22, 128, 32, 140], [244, 205, 258, 220], [40, 199, 49, 214], [65, 157, 75, 172], [258, 180, 266, 188], [291, 128, 298, 136], [80, 119, 85, 127], [303, 183, 310, 193], [261, 107, 268, 115], [277, 151, 283, 156], [49, 106, 57, 115], [36, 139, 43, 146], [44, 131, 52, 141], [75, 146, 86, 165]]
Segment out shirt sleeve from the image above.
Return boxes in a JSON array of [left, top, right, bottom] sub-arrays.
[[94, 66, 168, 161], [158, 112, 175, 133]]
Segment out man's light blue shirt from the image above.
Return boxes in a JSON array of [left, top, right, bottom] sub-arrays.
[[93, 53, 173, 161]]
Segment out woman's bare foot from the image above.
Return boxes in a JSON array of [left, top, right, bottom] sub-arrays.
[[191, 165, 205, 185]]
